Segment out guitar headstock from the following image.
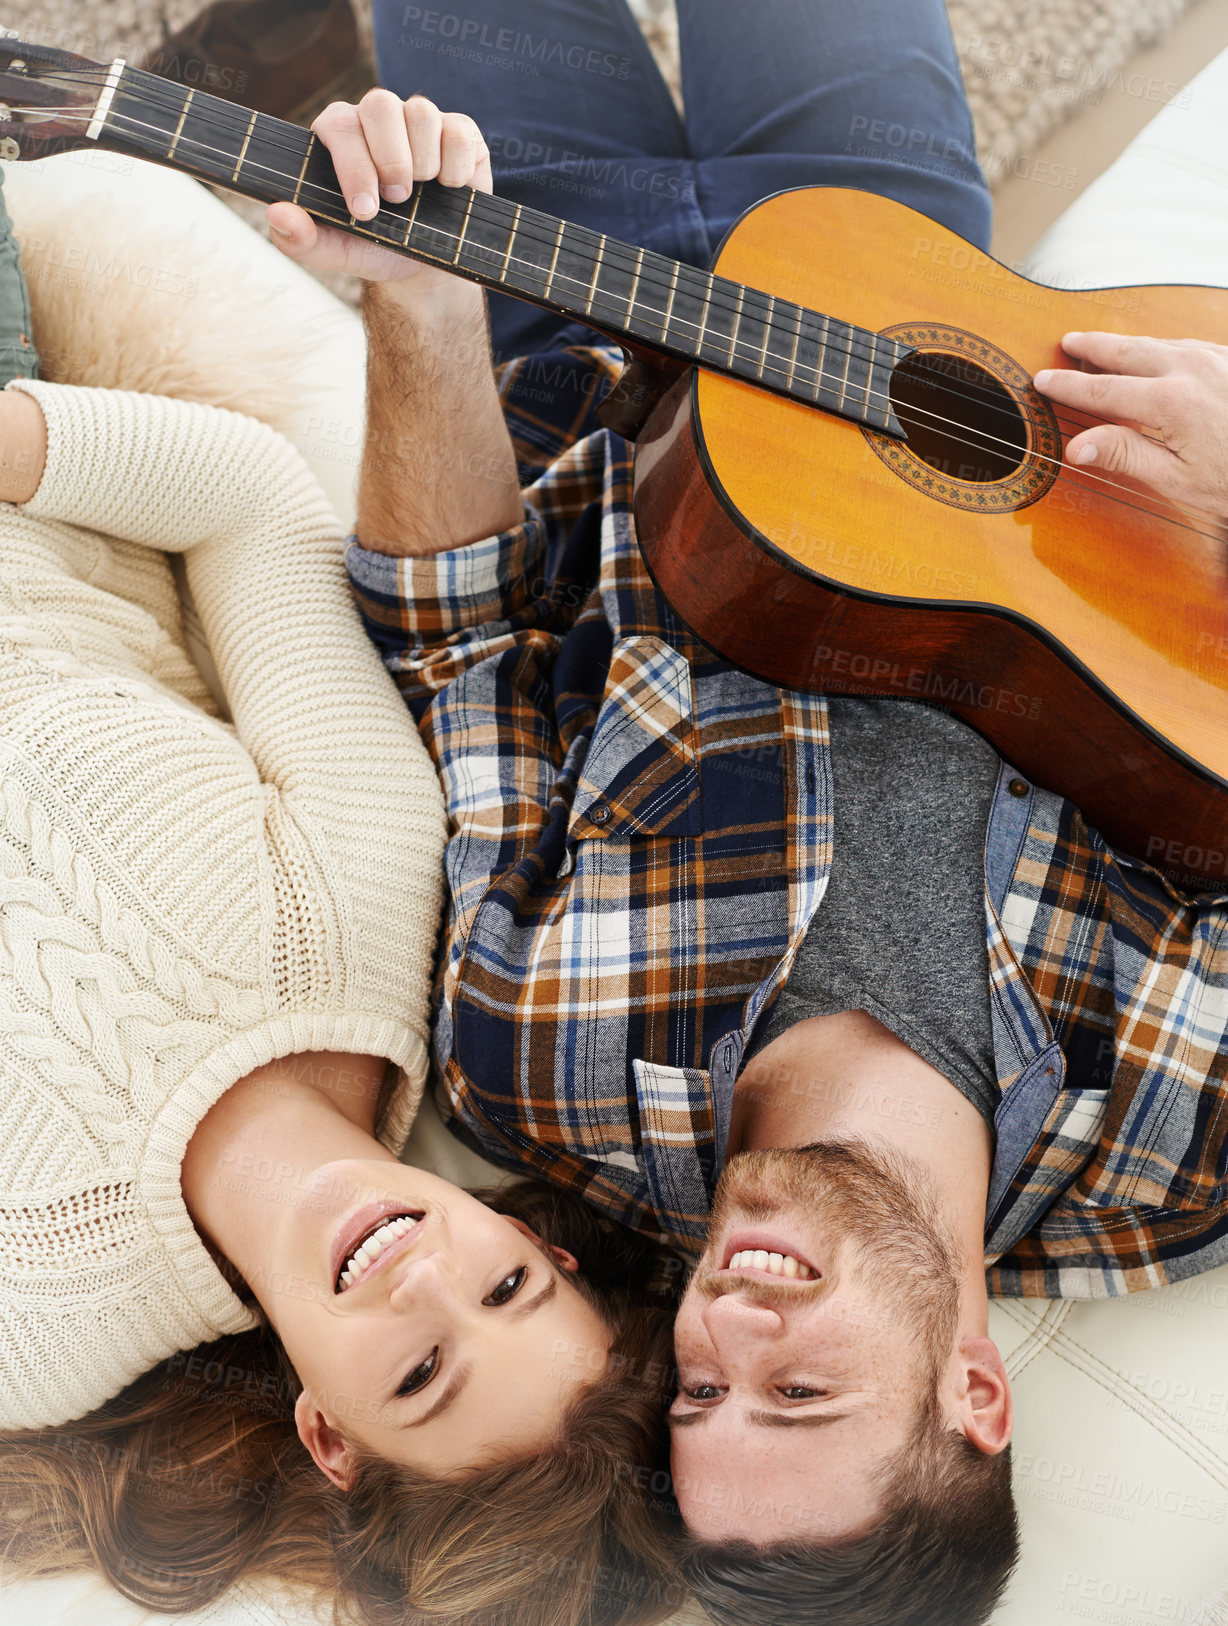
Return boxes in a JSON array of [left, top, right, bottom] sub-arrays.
[[0, 35, 110, 162]]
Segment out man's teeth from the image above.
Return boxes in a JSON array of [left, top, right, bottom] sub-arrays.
[[728, 1249, 813, 1279], [339, 1214, 417, 1289]]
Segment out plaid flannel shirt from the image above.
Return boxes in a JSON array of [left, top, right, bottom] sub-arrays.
[[348, 342, 1228, 1295]]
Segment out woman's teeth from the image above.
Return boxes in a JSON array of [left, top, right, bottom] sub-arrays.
[[339, 1214, 417, 1290], [728, 1249, 813, 1279]]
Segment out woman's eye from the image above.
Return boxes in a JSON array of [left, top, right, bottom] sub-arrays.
[[397, 1348, 439, 1397], [684, 1384, 723, 1401], [483, 1265, 528, 1306], [780, 1386, 822, 1400]]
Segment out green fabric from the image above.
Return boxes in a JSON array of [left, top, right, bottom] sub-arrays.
[[0, 171, 39, 384]]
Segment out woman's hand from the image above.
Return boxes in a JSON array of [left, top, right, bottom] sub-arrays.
[[0, 385, 47, 504], [1034, 332, 1228, 517], [265, 90, 492, 295]]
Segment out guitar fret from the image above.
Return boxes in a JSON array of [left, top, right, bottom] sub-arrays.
[[785, 303, 804, 394], [696, 276, 713, 359], [231, 108, 258, 182], [586, 235, 607, 315], [872, 339, 900, 431], [452, 189, 476, 265], [812, 314, 830, 403], [293, 132, 315, 206], [544, 219, 566, 298], [168, 86, 194, 160], [852, 330, 873, 416], [836, 319, 853, 411], [661, 262, 680, 342], [402, 185, 422, 243], [500, 204, 523, 280], [627, 246, 645, 318], [728, 286, 746, 365], [758, 295, 776, 381]]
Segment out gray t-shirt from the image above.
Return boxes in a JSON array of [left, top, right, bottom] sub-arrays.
[[746, 697, 1002, 1125]]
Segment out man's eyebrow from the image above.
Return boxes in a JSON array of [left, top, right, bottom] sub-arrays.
[[667, 1408, 850, 1430], [397, 1275, 559, 1429], [748, 1409, 849, 1429]]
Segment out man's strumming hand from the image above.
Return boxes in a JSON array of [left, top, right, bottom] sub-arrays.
[[1034, 332, 1228, 519]]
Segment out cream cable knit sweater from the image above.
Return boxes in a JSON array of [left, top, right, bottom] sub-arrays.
[[0, 378, 445, 1430]]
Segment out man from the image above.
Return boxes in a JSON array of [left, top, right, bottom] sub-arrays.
[[265, 3, 1228, 1619]]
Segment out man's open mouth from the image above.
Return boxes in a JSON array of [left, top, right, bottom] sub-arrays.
[[720, 1230, 820, 1280]]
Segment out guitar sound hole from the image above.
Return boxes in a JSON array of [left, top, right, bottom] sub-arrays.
[[889, 352, 1028, 484]]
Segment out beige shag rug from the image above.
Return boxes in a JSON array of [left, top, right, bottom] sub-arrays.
[[16, 190, 314, 429], [0, 0, 1206, 308], [946, 0, 1197, 180]]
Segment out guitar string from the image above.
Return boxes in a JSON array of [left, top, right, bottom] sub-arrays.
[[31, 67, 1171, 446], [29, 68, 1156, 436], [59, 64, 1172, 450], [21, 80, 1226, 542], [28, 87, 1218, 541], [69, 101, 1228, 545], [33, 72, 918, 381]]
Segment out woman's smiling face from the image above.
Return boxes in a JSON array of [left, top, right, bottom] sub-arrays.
[[256, 1159, 613, 1484]]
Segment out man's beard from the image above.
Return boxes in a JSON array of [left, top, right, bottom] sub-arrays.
[[693, 1140, 963, 1384]]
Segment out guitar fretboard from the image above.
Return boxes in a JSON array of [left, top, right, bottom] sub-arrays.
[[94, 66, 910, 435]]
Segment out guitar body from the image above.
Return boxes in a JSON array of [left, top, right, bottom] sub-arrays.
[[634, 187, 1228, 890]]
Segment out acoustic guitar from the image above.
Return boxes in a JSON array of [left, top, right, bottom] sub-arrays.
[[1, 37, 1225, 890]]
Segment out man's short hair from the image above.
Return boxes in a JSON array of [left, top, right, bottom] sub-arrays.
[[680, 1396, 1019, 1626]]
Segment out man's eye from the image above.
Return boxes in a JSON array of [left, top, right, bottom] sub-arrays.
[[398, 1348, 439, 1397], [780, 1386, 822, 1400], [484, 1265, 528, 1306]]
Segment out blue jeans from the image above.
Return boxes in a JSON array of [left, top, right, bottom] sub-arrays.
[[0, 172, 38, 385], [371, 0, 992, 359]]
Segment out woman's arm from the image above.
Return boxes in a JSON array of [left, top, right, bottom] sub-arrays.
[[5, 377, 445, 1121]]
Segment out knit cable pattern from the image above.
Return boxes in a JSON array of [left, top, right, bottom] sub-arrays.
[[0, 381, 445, 1428]]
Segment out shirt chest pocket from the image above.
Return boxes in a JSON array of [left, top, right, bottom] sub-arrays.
[[633, 1057, 716, 1255], [568, 636, 701, 843]]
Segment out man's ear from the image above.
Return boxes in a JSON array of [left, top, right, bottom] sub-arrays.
[[295, 1390, 358, 1491], [502, 1214, 581, 1274], [957, 1336, 1014, 1455]]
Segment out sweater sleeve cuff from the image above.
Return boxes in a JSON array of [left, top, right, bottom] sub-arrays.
[[2, 378, 314, 554], [5, 376, 143, 532]]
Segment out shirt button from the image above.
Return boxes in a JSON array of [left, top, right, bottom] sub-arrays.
[[589, 802, 610, 825], [1008, 777, 1029, 798]]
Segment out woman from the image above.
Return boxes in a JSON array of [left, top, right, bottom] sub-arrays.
[[0, 175, 680, 1625]]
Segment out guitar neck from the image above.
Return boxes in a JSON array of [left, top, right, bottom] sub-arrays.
[[79, 62, 907, 432]]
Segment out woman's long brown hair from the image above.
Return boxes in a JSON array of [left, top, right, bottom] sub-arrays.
[[0, 1183, 688, 1626]]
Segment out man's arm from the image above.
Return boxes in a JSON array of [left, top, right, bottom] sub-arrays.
[[355, 278, 524, 556], [266, 90, 523, 555]]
